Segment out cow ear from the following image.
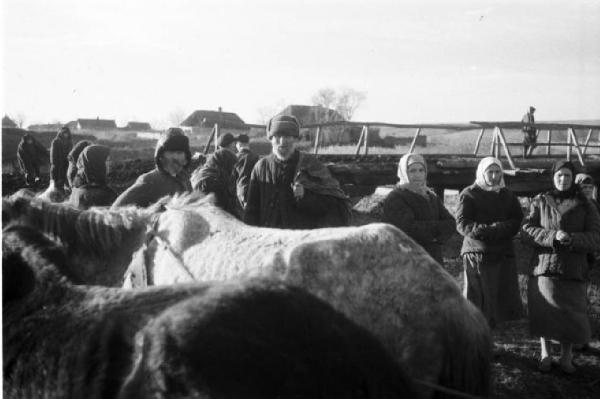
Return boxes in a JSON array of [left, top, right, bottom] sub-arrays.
[[3, 252, 37, 302]]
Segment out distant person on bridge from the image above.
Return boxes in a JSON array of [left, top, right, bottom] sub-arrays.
[[521, 160, 600, 374], [16, 133, 49, 186], [244, 115, 351, 229], [232, 134, 259, 216], [111, 128, 192, 208], [382, 153, 455, 265], [456, 156, 523, 328], [190, 133, 238, 215], [68, 144, 116, 209], [66, 140, 92, 189], [521, 106, 537, 158], [50, 126, 73, 192]]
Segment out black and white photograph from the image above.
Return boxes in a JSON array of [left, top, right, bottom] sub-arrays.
[[3, 0, 600, 398]]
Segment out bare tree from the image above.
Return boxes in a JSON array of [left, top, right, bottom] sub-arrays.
[[14, 112, 27, 128], [311, 88, 337, 110], [335, 88, 366, 121], [256, 99, 287, 124], [168, 108, 187, 127]]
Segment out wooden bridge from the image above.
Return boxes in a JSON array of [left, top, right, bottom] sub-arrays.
[[204, 120, 600, 197]]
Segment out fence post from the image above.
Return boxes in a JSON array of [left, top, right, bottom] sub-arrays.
[[408, 127, 421, 154], [582, 128, 592, 155], [214, 123, 220, 152], [473, 128, 485, 155], [568, 128, 586, 167], [566, 128, 572, 162], [314, 125, 321, 154], [363, 125, 370, 155], [546, 130, 552, 156], [354, 125, 365, 156], [496, 127, 516, 170], [203, 126, 216, 155]]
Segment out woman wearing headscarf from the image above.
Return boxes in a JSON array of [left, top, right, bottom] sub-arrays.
[[50, 126, 73, 191], [522, 161, 600, 373], [68, 145, 116, 209], [382, 153, 455, 264], [67, 140, 92, 189], [575, 173, 600, 271], [456, 157, 523, 328]]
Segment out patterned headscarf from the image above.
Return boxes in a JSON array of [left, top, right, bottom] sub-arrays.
[[474, 157, 505, 192], [396, 153, 432, 196]]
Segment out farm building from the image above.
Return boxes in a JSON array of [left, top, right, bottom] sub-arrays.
[[2, 115, 18, 128], [27, 123, 63, 132], [181, 108, 249, 142], [124, 121, 153, 131], [65, 118, 128, 140], [277, 104, 386, 147]]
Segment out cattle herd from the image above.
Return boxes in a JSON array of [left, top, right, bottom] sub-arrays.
[[2, 191, 494, 399]]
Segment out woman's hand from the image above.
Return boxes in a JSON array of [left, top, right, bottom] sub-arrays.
[[556, 230, 572, 245]]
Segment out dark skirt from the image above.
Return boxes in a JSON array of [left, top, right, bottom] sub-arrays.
[[463, 253, 523, 328], [528, 276, 591, 343]]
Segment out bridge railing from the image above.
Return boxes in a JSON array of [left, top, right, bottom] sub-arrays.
[[203, 120, 600, 168]]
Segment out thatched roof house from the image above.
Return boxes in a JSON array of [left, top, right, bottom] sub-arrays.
[[2, 115, 17, 128], [277, 105, 345, 126], [74, 118, 118, 130], [124, 122, 152, 131], [181, 109, 247, 130]]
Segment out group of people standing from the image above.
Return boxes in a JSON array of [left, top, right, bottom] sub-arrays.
[[15, 117, 600, 374], [112, 115, 351, 230], [17, 126, 115, 208], [381, 152, 600, 374]]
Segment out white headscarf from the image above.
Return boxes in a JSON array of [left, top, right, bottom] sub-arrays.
[[575, 173, 597, 200], [475, 157, 506, 192], [397, 153, 433, 196]]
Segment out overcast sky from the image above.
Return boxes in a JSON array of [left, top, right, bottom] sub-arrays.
[[3, 0, 599, 128]]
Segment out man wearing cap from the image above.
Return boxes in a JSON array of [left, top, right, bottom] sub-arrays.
[[112, 128, 192, 208], [522, 106, 537, 159], [232, 134, 259, 214], [190, 132, 238, 215], [244, 115, 351, 229]]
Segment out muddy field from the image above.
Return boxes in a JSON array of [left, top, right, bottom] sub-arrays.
[[3, 159, 600, 399]]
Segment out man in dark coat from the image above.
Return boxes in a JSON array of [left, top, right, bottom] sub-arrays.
[[244, 115, 351, 229], [190, 133, 239, 215], [50, 126, 73, 190], [522, 106, 537, 158], [232, 134, 259, 214], [112, 128, 192, 208], [16, 133, 49, 186]]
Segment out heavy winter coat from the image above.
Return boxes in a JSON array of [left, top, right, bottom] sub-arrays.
[[233, 147, 260, 210], [50, 131, 73, 186], [111, 130, 192, 208], [382, 187, 455, 264], [521, 192, 600, 281], [16, 134, 49, 183], [191, 148, 238, 215], [244, 151, 351, 229], [456, 184, 524, 256]]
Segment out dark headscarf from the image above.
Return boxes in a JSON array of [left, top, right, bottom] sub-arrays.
[[68, 140, 92, 164], [154, 128, 191, 171], [75, 145, 110, 186], [550, 160, 578, 199]]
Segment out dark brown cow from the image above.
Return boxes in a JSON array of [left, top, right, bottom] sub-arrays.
[[3, 224, 415, 399]]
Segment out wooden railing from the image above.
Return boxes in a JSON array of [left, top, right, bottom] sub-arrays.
[[202, 120, 600, 168]]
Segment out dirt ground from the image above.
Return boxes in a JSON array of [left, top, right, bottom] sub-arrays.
[[3, 165, 600, 399]]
